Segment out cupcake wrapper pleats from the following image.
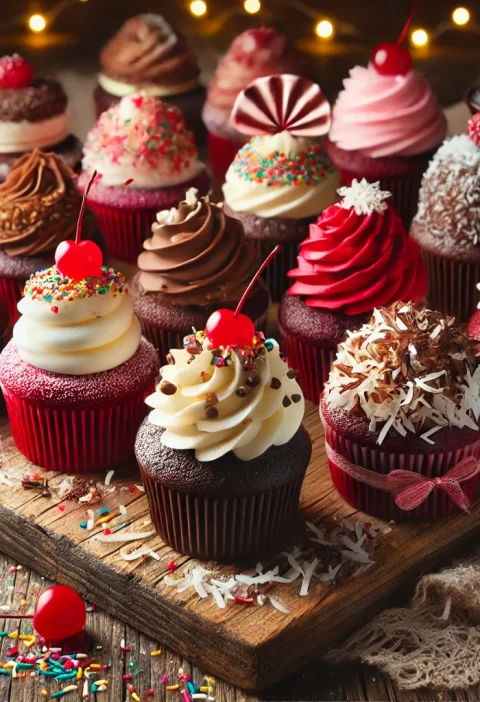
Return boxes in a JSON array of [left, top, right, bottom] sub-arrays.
[[420, 248, 480, 323]]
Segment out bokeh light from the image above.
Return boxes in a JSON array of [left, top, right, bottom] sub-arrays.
[[190, 1, 207, 17], [244, 0, 261, 13], [411, 28, 429, 46], [315, 20, 334, 39], [452, 7, 470, 25], [29, 14, 47, 32]]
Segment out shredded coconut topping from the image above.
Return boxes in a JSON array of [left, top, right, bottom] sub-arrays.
[[325, 302, 480, 444], [337, 179, 391, 215]]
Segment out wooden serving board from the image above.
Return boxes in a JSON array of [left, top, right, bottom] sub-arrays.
[[0, 402, 480, 691]]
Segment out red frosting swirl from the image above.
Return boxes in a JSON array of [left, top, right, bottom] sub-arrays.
[[288, 201, 427, 315]]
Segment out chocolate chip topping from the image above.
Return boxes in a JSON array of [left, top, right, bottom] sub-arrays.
[[160, 380, 177, 395], [246, 371, 260, 387], [282, 396, 292, 408], [286, 369, 298, 379], [0, 79, 68, 122], [291, 394, 301, 403], [205, 406, 219, 419], [236, 385, 252, 398], [166, 353, 175, 365], [270, 377, 282, 389]]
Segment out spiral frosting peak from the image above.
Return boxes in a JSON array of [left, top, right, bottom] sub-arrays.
[[146, 335, 305, 462], [288, 180, 427, 315]]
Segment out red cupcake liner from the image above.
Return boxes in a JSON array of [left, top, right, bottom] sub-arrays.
[[0, 277, 23, 328], [85, 202, 158, 264], [207, 131, 245, 183], [139, 321, 184, 366], [421, 248, 480, 323], [2, 387, 152, 473], [280, 329, 336, 404], [250, 239, 299, 303], [323, 419, 480, 521], [140, 463, 304, 561]]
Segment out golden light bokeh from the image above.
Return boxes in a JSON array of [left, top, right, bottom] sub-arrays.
[[244, 0, 261, 13], [452, 7, 470, 25], [190, 0, 207, 17], [411, 28, 429, 47], [29, 14, 47, 32], [315, 19, 334, 39]]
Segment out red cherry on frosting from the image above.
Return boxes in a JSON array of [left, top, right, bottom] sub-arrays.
[[0, 55, 34, 89], [468, 309, 480, 341], [205, 309, 255, 348], [55, 239, 103, 280], [371, 43, 412, 76], [33, 585, 86, 642]]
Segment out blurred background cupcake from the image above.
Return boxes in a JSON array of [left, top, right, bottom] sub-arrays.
[[131, 188, 269, 364], [410, 113, 480, 322], [0, 149, 101, 328], [77, 93, 210, 264], [136, 312, 311, 560], [279, 180, 427, 403], [321, 301, 480, 521], [0, 54, 82, 182], [94, 14, 206, 144], [466, 82, 480, 114], [202, 28, 309, 181], [327, 40, 447, 229], [223, 74, 339, 302]]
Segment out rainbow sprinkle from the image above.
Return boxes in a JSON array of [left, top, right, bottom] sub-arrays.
[[24, 267, 128, 303], [231, 137, 334, 187]]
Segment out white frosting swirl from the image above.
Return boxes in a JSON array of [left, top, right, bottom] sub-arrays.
[[0, 113, 68, 153], [98, 73, 199, 98], [14, 289, 141, 375], [146, 339, 305, 461], [222, 131, 339, 219]]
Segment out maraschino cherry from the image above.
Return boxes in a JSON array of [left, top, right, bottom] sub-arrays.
[[205, 246, 280, 348], [371, 2, 415, 76], [0, 55, 34, 89], [55, 171, 103, 280]]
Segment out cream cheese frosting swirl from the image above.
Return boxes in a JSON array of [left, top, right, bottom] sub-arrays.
[[329, 64, 447, 158], [13, 266, 141, 375], [223, 131, 339, 219], [146, 337, 305, 461]]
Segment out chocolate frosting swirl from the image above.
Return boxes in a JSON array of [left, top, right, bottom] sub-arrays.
[[0, 78, 67, 122], [0, 149, 80, 257], [137, 189, 259, 305], [100, 15, 200, 89]]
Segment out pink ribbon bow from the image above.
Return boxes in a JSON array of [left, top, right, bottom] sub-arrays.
[[326, 444, 479, 512]]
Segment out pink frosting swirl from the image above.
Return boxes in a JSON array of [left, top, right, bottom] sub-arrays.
[[329, 64, 447, 158]]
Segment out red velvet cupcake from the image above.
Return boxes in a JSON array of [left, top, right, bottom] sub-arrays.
[[77, 93, 210, 264], [131, 188, 269, 364], [279, 179, 427, 403], [0, 228, 159, 472], [321, 302, 480, 521]]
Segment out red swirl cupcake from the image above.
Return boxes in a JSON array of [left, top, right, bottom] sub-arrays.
[[321, 302, 480, 521], [279, 179, 427, 403]]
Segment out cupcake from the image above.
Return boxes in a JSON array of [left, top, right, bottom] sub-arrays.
[[0, 149, 102, 328], [279, 179, 427, 403], [223, 74, 339, 302], [410, 113, 480, 322], [77, 93, 210, 264], [0, 203, 159, 472], [94, 14, 206, 143], [135, 304, 311, 561], [321, 301, 480, 521], [203, 28, 309, 181], [466, 82, 480, 114], [327, 39, 447, 229], [0, 54, 82, 182], [131, 187, 269, 364]]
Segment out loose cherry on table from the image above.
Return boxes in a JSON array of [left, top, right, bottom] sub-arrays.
[[55, 170, 103, 280], [0, 55, 34, 89], [370, 1, 415, 76], [33, 585, 87, 642]]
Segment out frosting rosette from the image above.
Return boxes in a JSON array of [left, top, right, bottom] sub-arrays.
[[0, 150, 80, 257], [137, 188, 259, 305], [13, 266, 141, 375], [329, 64, 447, 158], [288, 179, 427, 314], [146, 335, 304, 461], [98, 14, 200, 98], [82, 93, 204, 188]]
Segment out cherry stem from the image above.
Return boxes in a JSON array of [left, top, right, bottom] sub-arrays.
[[396, 0, 416, 47], [234, 245, 281, 319], [1, 614, 34, 619], [75, 170, 98, 245]]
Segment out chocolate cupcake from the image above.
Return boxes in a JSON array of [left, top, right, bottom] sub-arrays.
[[136, 321, 311, 561], [321, 302, 480, 521], [0, 149, 102, 328], [223, 74, 339, 302], [94, 14, 205, 143], [131, 188, 269, 364], [410, 113, 480, 322], [0, 54, 82, 182]]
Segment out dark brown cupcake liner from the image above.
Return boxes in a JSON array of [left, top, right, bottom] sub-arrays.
[[421, 248, 480, 322], [140, 464, 304, 561], [250, 239, 299, 303], [280, 330, 336, 404]]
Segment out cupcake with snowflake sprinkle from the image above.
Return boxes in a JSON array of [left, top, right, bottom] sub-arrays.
[[223, 74, 339, 302], [321, 301, 480, 521], [77, 93, 210, 263], [279, 179, 427, 403], [410, 113, 480, 322]]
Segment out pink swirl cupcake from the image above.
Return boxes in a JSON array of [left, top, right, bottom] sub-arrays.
[[327, 41, 446, 228], [77, 94, 210, 263], [202, 28, 309, 180], [279, 180, 427, 403]]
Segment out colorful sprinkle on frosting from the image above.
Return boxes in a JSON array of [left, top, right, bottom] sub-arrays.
[[231, 137, 334, 187], [181, 329, 267, 370], [24, 266, 128, 303]]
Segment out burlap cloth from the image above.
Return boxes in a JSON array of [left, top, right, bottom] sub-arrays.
[[326, 556, 480, 690]]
